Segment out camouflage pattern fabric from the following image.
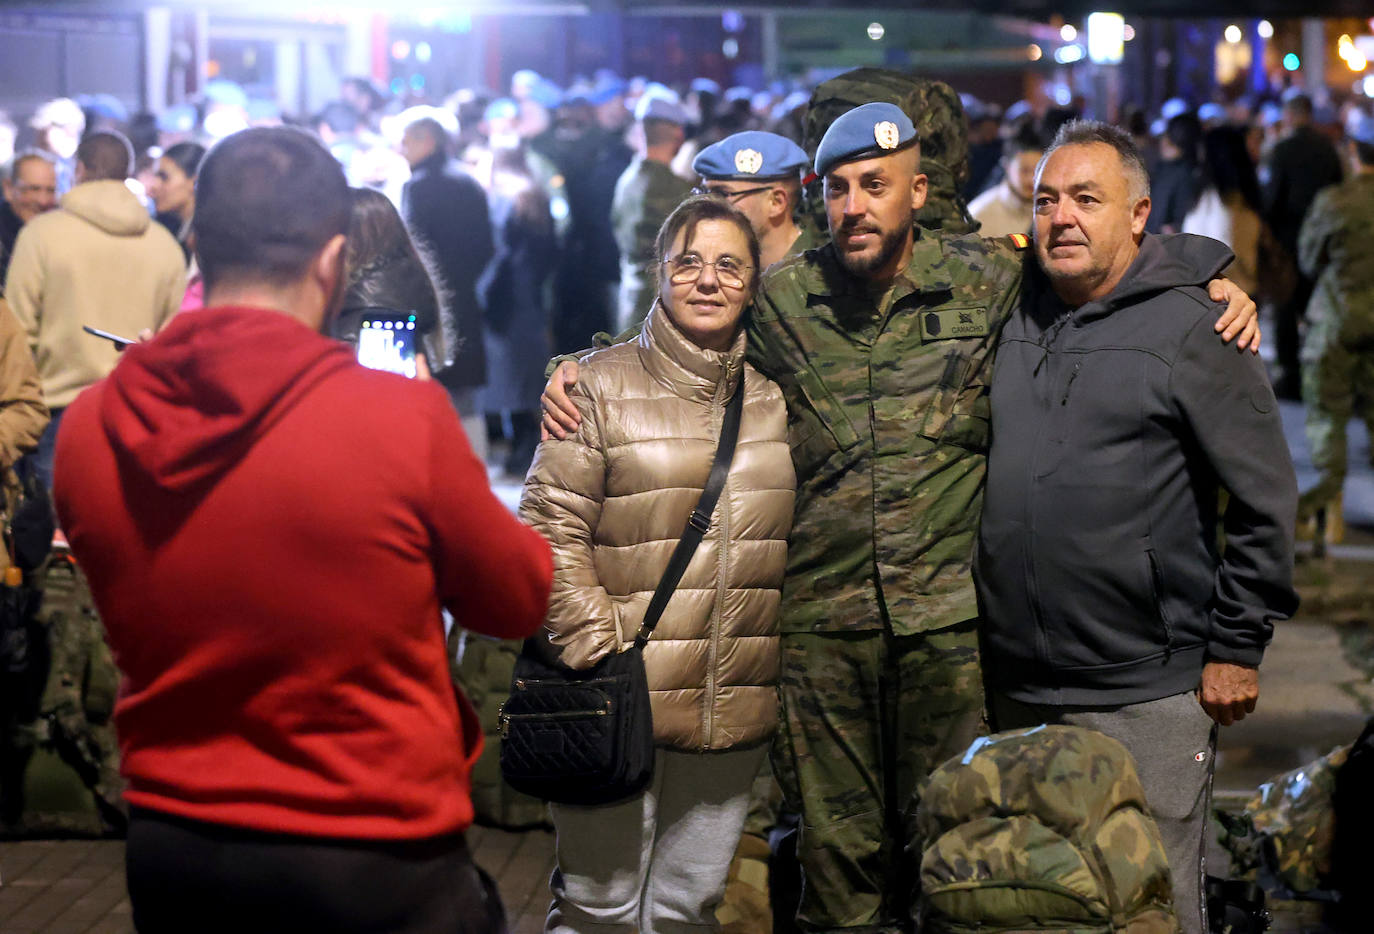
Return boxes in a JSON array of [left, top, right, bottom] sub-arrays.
[[1297, 174, 1374, 512], [750, 233, 1023, 636], [1220, 744, 1349, 895], [449, 629, 550, 830], [772, 624, 984, 931], [800, 69, 976, 243], [610, 156, 694, 331], [1, 553, 124, 836], [916, 724, 1179, 934]]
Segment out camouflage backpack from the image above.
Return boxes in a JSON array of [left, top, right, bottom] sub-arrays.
[[0, 549, 125, 837], [916, 725, 1179, 934], [448, 628, 549, 830], [800, 68, 976, 242], [1217, 743, 1348, 896]]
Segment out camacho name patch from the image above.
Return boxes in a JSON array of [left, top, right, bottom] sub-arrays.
[[919, 307, 989, 342]]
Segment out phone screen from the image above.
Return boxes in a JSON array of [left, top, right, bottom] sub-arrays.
[[357, 315, 418, 378]]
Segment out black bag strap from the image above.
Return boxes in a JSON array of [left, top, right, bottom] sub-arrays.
[[633, 375, 745, 649]]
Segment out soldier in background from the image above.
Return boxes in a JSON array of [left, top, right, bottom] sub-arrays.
[[611, 94, 692, 331], [1262, 91, 1344, 398], [1295, 112, 1374, 544], [692, 130, 819, 270]]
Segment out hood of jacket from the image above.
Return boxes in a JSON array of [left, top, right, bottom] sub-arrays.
[[1065, 232, 1234, 323], [60, 179, 154, 237], [100, 306, 354, 493]]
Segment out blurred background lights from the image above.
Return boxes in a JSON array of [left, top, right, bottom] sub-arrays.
[[1123, 24, 1136, 41], [1364, 74, 1374, 96], [1283, 52, 1301, 71], [867, 22, 885, 41], [1224, 25, 1242, 44], [391, 39, 410, 60], [1027, 43, 1043, 61], [1258, 20, 1274, 39], [1054, 44, 1085, 64], [722, 38, 740, 59], [1087, 12, 1124, 65], [1060, 24, 1078, 41], [415, 41, 432, 63]]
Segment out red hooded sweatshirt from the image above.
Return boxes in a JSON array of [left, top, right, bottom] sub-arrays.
[[53, 306, 552, 840]]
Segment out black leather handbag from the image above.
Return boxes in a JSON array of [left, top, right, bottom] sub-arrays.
[[498, 377, 744, 807]]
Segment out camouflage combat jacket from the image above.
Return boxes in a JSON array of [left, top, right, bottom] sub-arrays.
[[1298, 173, 1374, 349], [749, 231, 1024, 636]]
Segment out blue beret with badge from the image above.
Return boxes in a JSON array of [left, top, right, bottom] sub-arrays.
[[693, 131, 809, 182], [813, 102, 918, 177]]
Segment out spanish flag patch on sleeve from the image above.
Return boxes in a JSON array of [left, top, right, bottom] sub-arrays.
[[1009, 232, 1030, 250]]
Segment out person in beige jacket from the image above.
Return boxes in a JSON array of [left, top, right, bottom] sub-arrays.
[[5, 130, 184, 489], [519, 195, 795, 934]]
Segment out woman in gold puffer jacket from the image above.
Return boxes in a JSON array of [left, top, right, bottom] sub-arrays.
[[519, 195, 795, 933]]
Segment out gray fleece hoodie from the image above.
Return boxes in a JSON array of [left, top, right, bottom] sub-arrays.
[[977, 233, 1299, 706]]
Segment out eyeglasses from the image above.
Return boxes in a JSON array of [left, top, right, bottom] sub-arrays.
[[662, 253, 753, 289], [692, 184, 773, 203]]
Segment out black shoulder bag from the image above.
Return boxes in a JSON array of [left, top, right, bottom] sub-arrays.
[[498, 376, 745, 806]]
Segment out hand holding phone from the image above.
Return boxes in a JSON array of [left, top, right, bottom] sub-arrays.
[[356, 315, 418, 378]]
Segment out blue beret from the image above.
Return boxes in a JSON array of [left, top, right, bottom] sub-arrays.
[[813, 102, 917, 176], [635, 93, 687, 125], [693, 131, 808, 182], [690, 78, 721, 96], [1349, 112, 1374, 147], [484, 98, 519, 123]]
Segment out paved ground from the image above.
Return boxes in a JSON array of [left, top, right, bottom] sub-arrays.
[[3, 396, 1370, 933]]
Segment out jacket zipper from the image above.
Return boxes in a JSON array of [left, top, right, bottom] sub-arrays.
[[703, 365, 734, 749], [1147, 550, 1176, 658], [1060, 361, 1081, 405]]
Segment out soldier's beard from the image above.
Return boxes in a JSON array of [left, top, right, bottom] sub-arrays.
[[836, 223, 909, 279]]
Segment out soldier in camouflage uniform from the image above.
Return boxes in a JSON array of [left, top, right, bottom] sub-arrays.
[[611, 95, 693, 331], [1295, 113, 1374, 540]]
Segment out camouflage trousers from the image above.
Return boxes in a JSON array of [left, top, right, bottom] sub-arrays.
[[1300, 335, 1374, 510], [772, 623, 984, 933]]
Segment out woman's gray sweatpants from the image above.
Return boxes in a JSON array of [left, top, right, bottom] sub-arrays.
[[545, 744, 769, 934]]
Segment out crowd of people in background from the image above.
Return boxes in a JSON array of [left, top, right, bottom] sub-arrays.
[[0, 70, 1367, 486]]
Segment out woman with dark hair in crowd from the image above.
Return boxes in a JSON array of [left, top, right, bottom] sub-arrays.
[[1183, 124, 1263, 296], [332, 186, 448, 376], [149, 141, 206, 247], [478, 144, 557, 478], [520, 194, 795, 932]]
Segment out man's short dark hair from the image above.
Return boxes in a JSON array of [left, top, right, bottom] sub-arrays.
[[1283, 92, 1313, 118], [1003, 122, 1046, 161], [1040, 119, 1151, 202], [193, 127, 349, 291], [318, 101, 360, 136], [76, 131, 134, 181]]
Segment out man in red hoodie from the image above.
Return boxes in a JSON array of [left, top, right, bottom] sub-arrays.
[[52, 127, 553, 934]]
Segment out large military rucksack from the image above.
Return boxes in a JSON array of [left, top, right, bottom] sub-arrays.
[[1, 545, 126, 837], [916, 725, 1179, 934], [801, 68, 976, 241]]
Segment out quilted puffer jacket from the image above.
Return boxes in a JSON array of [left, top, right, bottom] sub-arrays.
[[519, 302, 795, 751]]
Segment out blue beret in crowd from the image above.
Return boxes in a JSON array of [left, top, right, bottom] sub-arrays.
[[635, 93, 688, 125], [693, 131, 809, 181], [813, 102, 918, 176]]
